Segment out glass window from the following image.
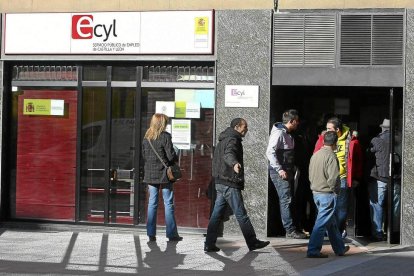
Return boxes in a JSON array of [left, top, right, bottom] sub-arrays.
[[112, 67, 137, 81], [140, 88, 215, 229], [83, 66, 107, 81]]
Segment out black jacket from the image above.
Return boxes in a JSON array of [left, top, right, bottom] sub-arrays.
[[212, 127, 245, 190], [142, 132, 177, 184], [370, 130, 390, 182]]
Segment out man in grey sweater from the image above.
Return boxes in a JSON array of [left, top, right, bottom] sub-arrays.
[[307, 131, 350, 258]]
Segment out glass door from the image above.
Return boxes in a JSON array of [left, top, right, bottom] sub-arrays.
[[79, 69, 138, 225]]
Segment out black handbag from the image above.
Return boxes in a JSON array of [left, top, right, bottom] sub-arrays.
[[147, 139, 182, 182]]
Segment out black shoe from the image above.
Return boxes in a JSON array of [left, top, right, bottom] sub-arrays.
[[337, 245, 350, 256], [370, 235, 386, 242], [249, 240, 270, 251], [307, 253, 328, 258], [148, 236, 156, 242], [168, 236, 183, 242], [204, 244, 220, 252]]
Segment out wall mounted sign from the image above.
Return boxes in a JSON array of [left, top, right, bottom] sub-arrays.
[[23, 99, 65, 116], [171, 119, 191, 150], [155, 101, 176, 117], [224, 85, 259, 107], [4, 11, 214, 55]]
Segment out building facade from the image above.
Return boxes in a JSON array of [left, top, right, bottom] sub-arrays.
[[1, 0, 414, 245]]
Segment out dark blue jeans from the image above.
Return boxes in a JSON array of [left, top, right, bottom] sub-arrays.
[[307, 193, 345, 256], [336, 178, 350, 232], [269, 167, 295, 233], [205, 183, 257, 247]]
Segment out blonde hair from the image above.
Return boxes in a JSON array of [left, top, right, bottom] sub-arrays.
[[144, 113, 169, 140]]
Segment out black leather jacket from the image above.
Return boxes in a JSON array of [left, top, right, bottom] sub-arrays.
[[212, 127, 245, 190]]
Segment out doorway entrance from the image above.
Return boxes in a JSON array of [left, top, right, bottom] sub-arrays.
[[79, 85, 138, 225], [267, 86, 403, 243]]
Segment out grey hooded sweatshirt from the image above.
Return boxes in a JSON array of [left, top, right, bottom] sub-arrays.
[[266, 122, 295, 172]]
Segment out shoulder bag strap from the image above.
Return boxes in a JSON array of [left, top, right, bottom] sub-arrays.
[[147, 139, 168, 169]]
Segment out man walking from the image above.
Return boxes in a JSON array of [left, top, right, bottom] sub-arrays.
[[266, 109, 307, 239], [204, 118, 270, 252], [307, 131, 350, 258]]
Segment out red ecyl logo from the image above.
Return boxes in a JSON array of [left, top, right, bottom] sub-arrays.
[[72, 15, 117, 42]]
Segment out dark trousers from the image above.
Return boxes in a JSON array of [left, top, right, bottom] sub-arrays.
[[205, 183, 257, 247]]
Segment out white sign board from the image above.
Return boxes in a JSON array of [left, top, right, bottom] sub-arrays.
[[171, 119, 191, 150], [155, 101, 176, 118], [224, 85, 259, 107], [186, 102, 201, 118], [4, 11, 213, 55], [50, 100, 65, 116]]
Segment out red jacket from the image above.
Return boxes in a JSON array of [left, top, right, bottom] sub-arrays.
[[313, 130, 363, 188]]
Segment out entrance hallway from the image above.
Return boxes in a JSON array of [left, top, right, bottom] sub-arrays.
[[268, 86, 403, 242], [0, 223, 412, 275]]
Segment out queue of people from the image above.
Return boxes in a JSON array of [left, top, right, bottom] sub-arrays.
[[141, 112, 400, 257]]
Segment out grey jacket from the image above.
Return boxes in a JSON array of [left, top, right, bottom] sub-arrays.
[[142, 132, 177, 184], [266, 122, 295, 172], [309, 146, 340, 194]]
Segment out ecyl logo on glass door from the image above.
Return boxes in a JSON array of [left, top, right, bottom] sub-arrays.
[[72, 15, 117, 42]]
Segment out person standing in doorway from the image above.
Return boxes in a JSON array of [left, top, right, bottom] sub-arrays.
[[368, 118, 391, 241], [142, 113, 182, 242], [314, 117, 363, 239], [307, 131, 350, 258], [266, 109, 307, 239], [204, 118, 270, 252]]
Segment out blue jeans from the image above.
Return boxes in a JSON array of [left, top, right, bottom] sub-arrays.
[[147, 183, 179, 238], [369, 180, 387, 238], [205, 183, 257, 247], [269, 168, 295, 233], [336, 178, 350, 232], [307, 193, 345, 256]]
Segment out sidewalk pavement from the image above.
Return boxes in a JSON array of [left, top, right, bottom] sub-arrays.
[[0, 224, 413, 275]]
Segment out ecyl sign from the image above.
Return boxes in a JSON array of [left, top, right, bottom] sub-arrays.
[[5, 11, 213, 54], [72, 15, 117, 42], [224, 85, 259, 107]]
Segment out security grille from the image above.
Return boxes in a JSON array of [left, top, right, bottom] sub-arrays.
[[273, 12, 404, 68], [340, 14, 404, 66], [273, 14, 336, 66], [372, 15, 404, 65], [340, 15, 371, 65]]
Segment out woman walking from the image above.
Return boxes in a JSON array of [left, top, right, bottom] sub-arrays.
[[142, 113, 182, 242]]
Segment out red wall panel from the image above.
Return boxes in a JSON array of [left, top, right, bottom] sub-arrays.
[[16, 90, 77, 220]]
